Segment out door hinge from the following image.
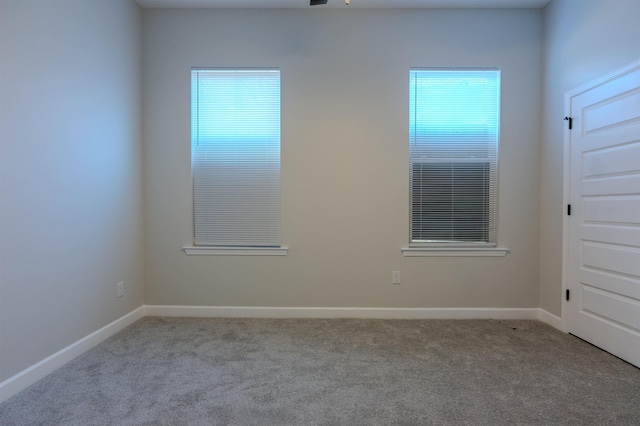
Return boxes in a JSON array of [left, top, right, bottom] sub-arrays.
[[566, 289, 570, 301], [567, 204, 571, 215], [564, 116, 573, 130]]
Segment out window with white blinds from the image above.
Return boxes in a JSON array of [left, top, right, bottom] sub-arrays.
[[191, 69, 281, 247], [409, 68, 500, 245]]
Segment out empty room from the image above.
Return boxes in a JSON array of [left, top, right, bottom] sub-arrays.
[[1, 0, 639, 424]]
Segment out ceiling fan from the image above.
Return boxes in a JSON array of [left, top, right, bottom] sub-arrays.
[[311, 0, 350, 5]]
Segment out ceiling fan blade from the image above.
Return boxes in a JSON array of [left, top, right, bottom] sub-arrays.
[[310, 0, 328, 5]]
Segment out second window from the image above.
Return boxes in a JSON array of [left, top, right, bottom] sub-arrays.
[[409, 68, 500, 246]]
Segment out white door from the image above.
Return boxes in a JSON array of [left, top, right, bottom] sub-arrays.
[[566, 61, 640, 367]]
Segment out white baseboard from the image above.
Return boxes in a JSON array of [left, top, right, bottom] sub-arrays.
[[537, 308, 564, 331], [145, 305, 541, 320], [0, 306, 145, 404]]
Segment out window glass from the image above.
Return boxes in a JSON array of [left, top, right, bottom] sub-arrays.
[[191, 69, 281, 247], [409, 68, 500, 245]]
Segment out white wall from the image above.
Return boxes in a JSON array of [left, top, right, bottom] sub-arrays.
[[539, 0, 640, 316], [143, 9, 542, 309], [0, 0, 144, 381]]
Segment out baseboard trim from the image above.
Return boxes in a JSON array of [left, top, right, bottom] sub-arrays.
[[537, 308, 563, 331], [0, 306, 145, 404], [145, 305, 541, 320]]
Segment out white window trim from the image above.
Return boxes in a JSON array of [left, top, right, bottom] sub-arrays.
[[183, 246, 288, 256], [401, 247, 509, 257]]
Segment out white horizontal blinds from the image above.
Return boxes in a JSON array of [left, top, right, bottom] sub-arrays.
[[191, 69, 281, 247], [409, 68, 500, 244]]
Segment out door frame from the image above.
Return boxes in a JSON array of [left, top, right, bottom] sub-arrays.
[[562, 58, 640, 333]]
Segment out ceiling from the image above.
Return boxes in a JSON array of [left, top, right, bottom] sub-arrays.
[[135, 0, 551, 9]]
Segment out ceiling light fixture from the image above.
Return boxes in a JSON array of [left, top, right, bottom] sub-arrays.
[[309, 0, 350, 5]]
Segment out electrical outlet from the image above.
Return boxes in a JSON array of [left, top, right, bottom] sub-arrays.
[[116, 281, 124, 298], [392, 271, 401, 285]]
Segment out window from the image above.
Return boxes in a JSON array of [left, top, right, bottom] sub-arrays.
[[409, 68, 500, 247], [190, 69, 282, 249]]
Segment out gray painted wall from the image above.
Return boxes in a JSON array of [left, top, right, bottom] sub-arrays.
[[0, 0, 144, 381], [142, 9, 543, 309], [539, 0, 640, 316]]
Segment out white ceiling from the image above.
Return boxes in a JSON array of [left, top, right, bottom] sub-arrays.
[[135, 0, 551, 9]]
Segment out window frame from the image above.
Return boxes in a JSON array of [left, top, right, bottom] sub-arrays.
[[184, 67, 287, 256], [404, 67, 508, 257]]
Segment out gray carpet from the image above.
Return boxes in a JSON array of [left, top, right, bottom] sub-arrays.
[[1, 317, 639, 425]]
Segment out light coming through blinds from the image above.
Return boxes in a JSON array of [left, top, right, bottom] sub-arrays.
[[409, 68, 500, 245], [191, 69, 281, 247]]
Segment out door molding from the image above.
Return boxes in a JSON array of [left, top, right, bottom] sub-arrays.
[[562, 58, 640, 333]]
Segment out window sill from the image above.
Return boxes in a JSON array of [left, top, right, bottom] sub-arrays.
[[183, 246, 288, 256], [401, 247, 510, 257]]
